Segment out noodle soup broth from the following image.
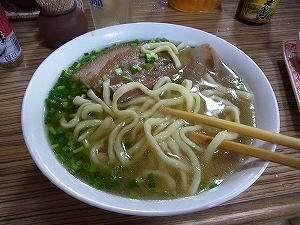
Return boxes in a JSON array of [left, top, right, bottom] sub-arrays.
[[45, 38, 255, 200]]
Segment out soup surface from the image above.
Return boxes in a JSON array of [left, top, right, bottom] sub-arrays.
[[45, 38, 255, 199]]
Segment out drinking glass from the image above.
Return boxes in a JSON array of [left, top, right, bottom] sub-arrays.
[[168, 0, 222, 12], [88, 0, 133, 29]]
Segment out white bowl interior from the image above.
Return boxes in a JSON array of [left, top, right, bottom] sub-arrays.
[[22, 22, 279, 216]]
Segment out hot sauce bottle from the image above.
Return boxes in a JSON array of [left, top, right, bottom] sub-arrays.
[[0, 3, 23, 69], [235, 0, 280, 25]]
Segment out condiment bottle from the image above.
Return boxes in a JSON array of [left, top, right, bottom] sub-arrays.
[[235, 0, 280, 25], [0, 3, 23, 69]]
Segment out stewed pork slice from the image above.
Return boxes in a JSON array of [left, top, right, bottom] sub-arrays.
[[72, 41, 183, 101], [178, 43, 222, 81]]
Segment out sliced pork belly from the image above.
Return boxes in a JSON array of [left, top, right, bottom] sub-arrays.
[[72, 41, 224, 102], [73, 43, 134, 89], [72, 41, 181, 101]]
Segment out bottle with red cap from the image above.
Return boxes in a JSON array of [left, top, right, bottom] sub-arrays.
[[0, 3, 23, 69]]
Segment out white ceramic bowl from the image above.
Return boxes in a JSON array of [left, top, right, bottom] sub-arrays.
[[22, 22, 279, 216]]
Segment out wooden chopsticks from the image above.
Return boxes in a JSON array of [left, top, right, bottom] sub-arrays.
[[187, 132, 300, 169], [160, 106, 300, 169], [160, 106, 300, 150]]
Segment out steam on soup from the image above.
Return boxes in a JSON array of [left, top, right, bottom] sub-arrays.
[[45, 38, 255, 199]]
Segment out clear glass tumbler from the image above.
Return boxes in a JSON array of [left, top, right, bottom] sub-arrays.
[[88, 0, 133, 29]]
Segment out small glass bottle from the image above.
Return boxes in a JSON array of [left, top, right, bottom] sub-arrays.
[[235, 0, 280, 25], [0, 3, 23, 69]]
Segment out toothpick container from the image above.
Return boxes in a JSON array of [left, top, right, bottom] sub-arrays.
[[37, 1, 88, 48]]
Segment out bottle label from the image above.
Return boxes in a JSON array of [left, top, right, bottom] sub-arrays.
[[238, 0, 280, 23], [0, 4, 22, 63], [89, 0, 103, 8], [0, 31, 22, 63]]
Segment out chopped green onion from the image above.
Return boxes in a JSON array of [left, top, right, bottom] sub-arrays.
[[151, 37, 170, 43], [89, 163, 97, 172], [62, 101, 69, 108], [115, 67, 123, 75], [236, 78, 246, 91], [76, 160, 82, 166], [209, 182, 218, 189], [103, 139, 109, 147], [102, 75, 108, 81], [127, 179, 140, 189], [164, 59, 171, 65], [139, 53, 146, 58], [130, 65, 142, 73], [123, 140, 134, 149], [171, 190, 178, 197], [130, 39, 140, 47], [171, 69, 184, 84], [67, 140, 75, 146], [129, 190, 139, 199], [83, 162, 90, 170], [198, 181, 208, 192], [148, 188, 158, 194], [147, 173, 155, 188], [71, 163, 79, 171], [119, 62, 125, 69], [111, 165, 123, 178], [160, 37, 170, 42], [110, 177, 121, 187], [145, 63, 151, 70], [82, 139, 90, 148], [51, 143, 59, 149], [146, 52, 158, 63], [154, 37, 161, 42], [62, 145, 69, 152], [87, 173, 96, 184], [122, 76, 133, 83], [135, 177, 144, 185], [57, 154, 66, 162], [48, 127, 56, 135], [54, 111, 65, 121], [73, 146, 85, 154]]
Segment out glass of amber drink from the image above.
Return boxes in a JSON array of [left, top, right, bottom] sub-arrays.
[[168, 0, 222, 12]]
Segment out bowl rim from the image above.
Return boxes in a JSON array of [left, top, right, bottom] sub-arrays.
[[21, 22, 280, 216], [296, 30, 300, 61]]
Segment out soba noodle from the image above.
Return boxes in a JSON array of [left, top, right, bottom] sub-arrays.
[[46, 39, 255, 199], [58, 71, 252, 196]]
